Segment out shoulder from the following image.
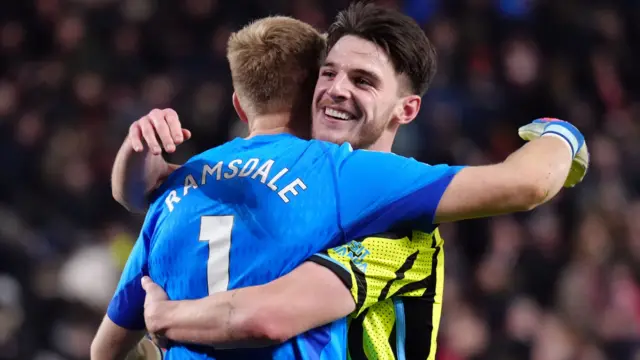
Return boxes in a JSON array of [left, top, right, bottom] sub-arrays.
[[306, 139, 352, 154], [340, 148, 420, 168], [352, 230, 441, 273], [357, 229, 438, 249]]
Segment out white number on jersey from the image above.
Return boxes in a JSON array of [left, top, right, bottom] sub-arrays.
[[199, 215, 234, 294]]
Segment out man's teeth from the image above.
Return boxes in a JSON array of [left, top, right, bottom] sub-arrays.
[[325, 108, 352, 120]]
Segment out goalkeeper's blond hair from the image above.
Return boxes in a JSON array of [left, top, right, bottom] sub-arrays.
[[227, 17, 326, 118]]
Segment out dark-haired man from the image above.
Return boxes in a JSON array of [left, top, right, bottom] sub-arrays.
[[103, 3, 588, 360]]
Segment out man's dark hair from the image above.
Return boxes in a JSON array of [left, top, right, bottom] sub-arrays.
[[326, 2, 437, 96]]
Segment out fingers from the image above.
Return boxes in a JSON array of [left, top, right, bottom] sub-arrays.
[[139, 116, 162, 155], [141, 276, 155, 291], [129, 109, 189, 155], [129, 122, 144, 152], [141, 276, 168, 301], [149, 109, 176, 153], [164, 108, 184, 145], [141, 276, 162, 294], [182, 128, 192, 140]]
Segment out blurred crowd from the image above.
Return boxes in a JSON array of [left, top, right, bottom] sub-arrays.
[[0, 0, 639, 359]]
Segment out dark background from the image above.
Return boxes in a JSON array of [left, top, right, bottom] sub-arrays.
[[0, 0, 639, 359]]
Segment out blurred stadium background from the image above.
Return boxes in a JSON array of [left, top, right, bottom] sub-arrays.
[[1, 0, 639, 359]]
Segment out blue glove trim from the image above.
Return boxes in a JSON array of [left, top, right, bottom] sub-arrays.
[[540, 122, 584, 158]]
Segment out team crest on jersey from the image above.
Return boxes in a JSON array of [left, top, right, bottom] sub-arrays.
[[333, 240, 370, 273]]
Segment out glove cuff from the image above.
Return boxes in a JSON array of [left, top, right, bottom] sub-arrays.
[[541, 123, 583, 158]]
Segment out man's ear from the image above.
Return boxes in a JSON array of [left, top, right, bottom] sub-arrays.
[[232, 92, 248, 123], [395, 95, 421, 125]]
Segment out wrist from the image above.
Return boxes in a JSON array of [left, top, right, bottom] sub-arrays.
[[145, 153, 170, 189]]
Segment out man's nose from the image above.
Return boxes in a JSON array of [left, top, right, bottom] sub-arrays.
[[326, 73, 350, 101]]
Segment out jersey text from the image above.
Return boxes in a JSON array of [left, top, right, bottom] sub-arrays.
[[164, 158, 307, 211]]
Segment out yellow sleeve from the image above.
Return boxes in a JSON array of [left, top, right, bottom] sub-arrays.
[[308, 229, 443, 317]]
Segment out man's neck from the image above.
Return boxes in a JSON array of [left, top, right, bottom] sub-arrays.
[[363, 130, 395, 153], [246, 112, 295, 138]]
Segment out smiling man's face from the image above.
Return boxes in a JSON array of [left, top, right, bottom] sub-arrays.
[[311, 35, 407, 150]]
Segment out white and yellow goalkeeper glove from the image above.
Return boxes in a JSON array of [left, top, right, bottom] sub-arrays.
[[518, 118, 589, 188]]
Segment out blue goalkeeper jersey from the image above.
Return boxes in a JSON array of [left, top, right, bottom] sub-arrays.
[[107, 133, 463, 360]]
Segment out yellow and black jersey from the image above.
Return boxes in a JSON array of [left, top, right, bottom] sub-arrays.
[[308, 229, 444, 360]]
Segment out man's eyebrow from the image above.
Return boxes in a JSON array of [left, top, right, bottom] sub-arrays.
[[322, 61, 336, 68], [322, 61, 381, 83], [352, 68, 381, 84]]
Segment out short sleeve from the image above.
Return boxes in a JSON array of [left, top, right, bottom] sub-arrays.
[[335, 149, 464, 239], [308, 230, 439, 316], [106, 231, 149, 330]]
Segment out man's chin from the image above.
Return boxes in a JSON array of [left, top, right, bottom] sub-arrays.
[[312, 129, 349, 145]]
